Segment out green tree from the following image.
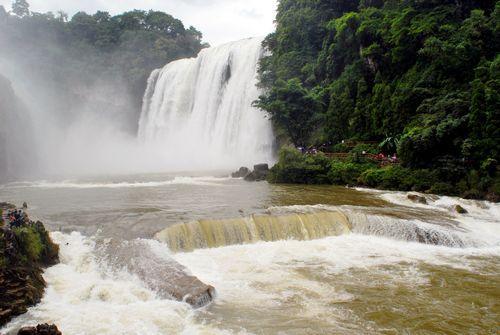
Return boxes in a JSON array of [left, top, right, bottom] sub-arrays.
[[12, 0, 30, 17], [256, 78, 319, 146]]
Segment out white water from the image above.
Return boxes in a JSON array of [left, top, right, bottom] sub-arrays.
[[1, 182, 499, 334], [138, 37, 275, 169]]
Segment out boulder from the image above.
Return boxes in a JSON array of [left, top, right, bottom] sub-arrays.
[[454, 205, 468, 214], [231, 167, 250, 178], [244, 164, 269, 182], [254, 164, 269, 173], [407, 194, 427, 204], [18, 324, 62, 335]]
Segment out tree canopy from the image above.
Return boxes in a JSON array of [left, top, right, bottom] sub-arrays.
[[258, 0, 499, 198], [0, 1, 206, 129]]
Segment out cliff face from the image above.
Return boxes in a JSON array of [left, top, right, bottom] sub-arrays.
[[0, 203, 59, 327], [0, 74, 36, 183]]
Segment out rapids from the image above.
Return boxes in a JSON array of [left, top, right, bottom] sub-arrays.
[[0, 175, 499, 334]]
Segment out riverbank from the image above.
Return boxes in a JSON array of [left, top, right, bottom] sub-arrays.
[[0, 203, 59, 328], [267, 147, 499, 202]]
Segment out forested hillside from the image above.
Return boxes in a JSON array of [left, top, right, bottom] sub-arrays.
[[258, 0, 499, 199], [0, 0, 205, 131]]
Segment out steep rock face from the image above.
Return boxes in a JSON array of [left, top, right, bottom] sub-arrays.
[[0, 204, 59, 327], [0, 75, 35, 182]]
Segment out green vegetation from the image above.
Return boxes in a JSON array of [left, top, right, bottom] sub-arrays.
[[259, 0, 499, 200], [269, 146, 498, 199], [0, 0, 206, 127], [0, 220, 59, 270]]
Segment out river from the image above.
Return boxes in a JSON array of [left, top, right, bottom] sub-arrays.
[[0, 173, 498, 334]]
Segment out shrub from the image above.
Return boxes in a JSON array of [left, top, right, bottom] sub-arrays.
[[359, 168, 386, 188], [13, 226, 44, 264], [429, 182, 457, 195], [268, 147, 331, 184], [359, 166, 415, 190], [409, 169, 438, 192], [328, 161, 374, 185], [350, 143, 378, 155], [330, 142, 349, 153]]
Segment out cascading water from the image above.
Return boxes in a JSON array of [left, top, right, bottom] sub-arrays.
[[155, 207, 472, 252], [138, 37, 275, 169]]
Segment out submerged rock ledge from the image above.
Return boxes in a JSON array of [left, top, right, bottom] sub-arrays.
[[97, 239, 216, 308]]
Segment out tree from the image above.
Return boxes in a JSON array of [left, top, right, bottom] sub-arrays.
[[256, 78, 319, 146], [12, 0, 29, 17]]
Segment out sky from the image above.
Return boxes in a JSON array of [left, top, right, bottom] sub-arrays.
[[0, 0, 278, 46]]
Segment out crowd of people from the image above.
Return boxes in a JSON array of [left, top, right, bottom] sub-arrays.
[[6, 209, 28, 228]]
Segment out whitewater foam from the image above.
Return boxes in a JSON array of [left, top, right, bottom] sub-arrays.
[[0, 232, 226, 334], [4, 176, 230, 189], [139, 37, 275, 169]]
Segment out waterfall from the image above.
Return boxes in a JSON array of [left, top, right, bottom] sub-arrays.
[[138, 37, 275, 169], [156, 212, 351, 252], [156, 210, 470, 252]]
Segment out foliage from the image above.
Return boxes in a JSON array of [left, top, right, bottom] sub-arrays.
[[0, 1, 205, 127], [350, 143, 378, 155], [1, 221, 59, 269], [12, 226, 43, 263], [259, 0, 499, 199], [268, 146, 331, 184], [327, 161, 375, 185]]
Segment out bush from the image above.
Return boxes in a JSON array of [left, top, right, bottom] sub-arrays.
[[359, 166, 415, 190], [350, 143, 378, 155], [268, 147, 331, 184], [328, 161, 374, 185], [429, 182, 456, 195], [13, 226, 43, 263], [330, 142, 349, 153]]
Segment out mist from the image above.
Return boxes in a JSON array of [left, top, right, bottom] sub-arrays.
[[0, 5, 213, 180]]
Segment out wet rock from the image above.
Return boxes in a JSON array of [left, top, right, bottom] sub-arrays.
[[0, 202, 16, 210], [231, 167, 250, 178], [454, 205, 468, 214], [0, 214, 59, 327], [18, 324, 62, 335], [244, 164, 269, 182], [254, 163, 269, 173], [407, 194, 427, 204], [97, 239, 215, 308]]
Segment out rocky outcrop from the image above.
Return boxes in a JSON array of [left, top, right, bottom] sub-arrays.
[[97, 239, 215, 308], [407, 194, 427, 204], [231, 167, 250, 178], [0, 206, 59, 327], [454, 205, 468, 214], [244, 164, 270, 182], [17, 324, 62, 335]]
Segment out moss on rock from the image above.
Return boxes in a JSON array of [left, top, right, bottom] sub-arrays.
[[0, 205, 59, 327]]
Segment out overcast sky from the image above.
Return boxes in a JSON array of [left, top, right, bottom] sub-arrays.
[[0, 0, 277, 46]]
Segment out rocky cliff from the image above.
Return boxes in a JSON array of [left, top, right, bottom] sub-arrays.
[[0, 203, 59, 327]]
